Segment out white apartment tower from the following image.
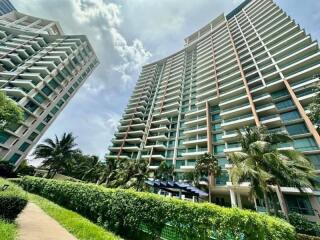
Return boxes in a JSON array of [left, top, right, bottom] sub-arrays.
[[108, 0, 320, 220], [0, 10, 99, 166]]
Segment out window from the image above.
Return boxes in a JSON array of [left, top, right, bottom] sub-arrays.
[[213, 133, 223, 142], [166, 150, 174, 158], [28, 132, 38, 141], [51, 107, 59, 115], [286, 123, 308, 136], [212, 123, 221, 131], [0, 132, 10, 144], [175, 160, 185, 169], [41, 86, 53, 96], [212, 114, 220, 121], [57, 100, 64, 108], [9, 153, 21, 164], [24, 101, 38, 112], [285, 195, 314, 216], [63, 93, 69, 101], [48, 79, 59, 89], [280, 110, 300, 122], [308, 155, 320, 169], [19, 142, 30, 152], [214, 145, 224, 154], [294, 137, 317, 151], [43, 114, 53, 123], [36, 123, 45, 132], [34, 93, 46, 104], [276, 99, 294, 110], [271, 89, 289, 99]]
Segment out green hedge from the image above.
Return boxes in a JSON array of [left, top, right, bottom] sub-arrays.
[[0, 178, 27, 220], [297, 234, 320, 240], [19, 177, 296, 240]]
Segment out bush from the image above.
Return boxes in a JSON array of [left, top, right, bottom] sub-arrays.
[[289, 213, 320, 236], [0, 161, 17, 178], [0, 179, 27, 220], [297, 233, 320, 240], [20, 177, 295, 240]]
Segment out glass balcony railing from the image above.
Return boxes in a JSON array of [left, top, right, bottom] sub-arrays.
[[256, 102, 275, 110], [260, 114, 279, 121], [223, 114, 253, 123], [221, 102, 250, 113]]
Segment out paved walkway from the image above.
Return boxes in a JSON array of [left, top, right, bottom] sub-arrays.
[[16, 203, 77, 240]]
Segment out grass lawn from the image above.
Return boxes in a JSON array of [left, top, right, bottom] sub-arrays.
[[28, 193, 120, 240], [0, 219, 16, 240]]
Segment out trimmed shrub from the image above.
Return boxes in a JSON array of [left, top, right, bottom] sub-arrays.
[[289, 213, 320, 236], [297, 234, 320, 240], [19, 177, 296, 240], [0, 179, 27, 220]]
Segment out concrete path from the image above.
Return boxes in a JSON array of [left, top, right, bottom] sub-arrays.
[[16, 202, 77, 240]]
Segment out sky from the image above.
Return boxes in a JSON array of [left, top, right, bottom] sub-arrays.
[[11, 0, 320, 162]]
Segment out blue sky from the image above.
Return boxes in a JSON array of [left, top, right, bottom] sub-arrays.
[[11, 0, 320, 161]]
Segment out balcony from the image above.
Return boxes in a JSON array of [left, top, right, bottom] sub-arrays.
[[220, 103, 251, 119], [224, 146, 242, 153], [118, 123, 145, 131], [185, 108, 206, 119], [221, 115, 255, 130], [260, 115, 282, 127], [149, 125, 169, 133], [112, 138, 141, 144], [222, 131, 239, 141], [106, 154, 130, 160], [184, 125, 207, 136], [153, 109, 179, 117], [144, 142, 167, 151], [141, 154, 165, 161], [183, 136, 207, 146], [185, 115, 207, 126], [109, 145, 139, 152], [115, 130, 144, 138], [256, 103, 277, 114], [182, 149, 208, 159], [147, 134, 168, 142], [151, 118, 170, 126]]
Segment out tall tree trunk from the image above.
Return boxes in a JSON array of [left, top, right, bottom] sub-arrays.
[[208, 173, 214, 203], [263, 191, 271, 215], [253, 197, 258, 211], [275, 184, 289, 219]]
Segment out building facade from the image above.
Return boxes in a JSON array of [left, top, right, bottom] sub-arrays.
[[0, 0, 15, 16], [0, 10, 99, 166], [107, 0, 320, 220]]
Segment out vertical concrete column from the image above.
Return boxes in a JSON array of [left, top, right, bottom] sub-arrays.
[[309, 195, 320, 220], [230, 188, 237, 207], [283, 79, 320, 146], [205, 101, 213, 154], [236, 192, 242, 209]]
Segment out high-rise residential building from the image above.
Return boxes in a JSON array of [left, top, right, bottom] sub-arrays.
[[108, 0, 320, 221], [0, 10, 99, 166], [0, 0, 15, 16]]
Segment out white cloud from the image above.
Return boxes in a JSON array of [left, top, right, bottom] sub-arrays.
[[72, 0, 151, 87]]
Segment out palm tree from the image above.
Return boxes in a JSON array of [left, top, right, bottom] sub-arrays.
[[195, 153, 221, 203], [229, 126, 316, 218], [33, 132, 78, 178], [229, 141, 276, 214], [155, 161, 174, 181]]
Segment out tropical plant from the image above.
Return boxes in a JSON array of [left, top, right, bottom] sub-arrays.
[[19, 176, 297, 240], [0, 91, 23, 131], [308, 86, 320, 133], [155, 161, 174, 181], [0, 160, 17, 178], [195, 153, 221, 202], [33, 132, 78, 178], [229, 126, 316, 219], [16, 159, 35, 176]]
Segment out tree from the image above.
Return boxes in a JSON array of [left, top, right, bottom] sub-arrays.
[[195, 153, 221, 203], [0, 91, 23, 130], [308, 86, 320, 132], [33, 132, 78, 178], [155, 161, 174, 181], [0, 160, 17, 178], [16, 159, 35, 176], [229, 126, 316, 218]]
